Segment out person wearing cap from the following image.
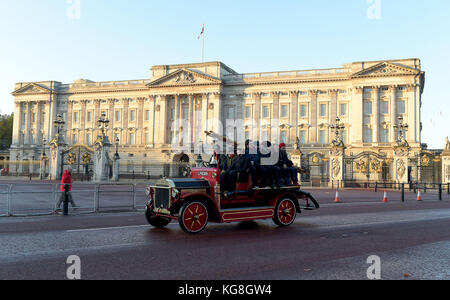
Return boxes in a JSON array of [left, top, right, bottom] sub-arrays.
[[277, 143, 299, 186]]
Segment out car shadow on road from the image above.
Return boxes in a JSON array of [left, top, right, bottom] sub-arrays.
[[143, 220, 318, 245]]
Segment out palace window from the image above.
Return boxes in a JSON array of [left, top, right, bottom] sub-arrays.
[[115, 111, 121, 122], [363, 126, 373, 143], [340, 103, 347, 116], [130, 110, 136, 122], [280, 131, 288, 143], [381, 101, 389, 115], [319, 130, 327, 145], [398, 101, 406, 114], [380, 128, 389, 143], [86, 133, 92, 145], [72, 134, 79, 144], [87, 111, 92, 123], [281, 105, 288, 118], [129, 133, 136, 145], [299, 130, 307, 144], [300, 104, 308, 118], [183, 106, 189, 120], [263, 106, 270, 118], [226, 107, 235, 119], [145, 133, 150, 145], [320, 104, 327, 117], [74, 112, 79, 123], [245, 106, 252, 119], [364, 101, 373, 115], [145, 110, 151, 121]]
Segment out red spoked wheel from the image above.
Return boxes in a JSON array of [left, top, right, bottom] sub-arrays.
[[273, 198, 297, 227], [179, 201, 209, 234]]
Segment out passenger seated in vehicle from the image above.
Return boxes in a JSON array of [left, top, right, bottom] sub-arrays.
[[257, 141, 276, 188], [260, 141, 283, 188], [277, 143, 300, 186], [219, 153, 237, 190], [244, 140, 259, 189], [222, 141, 260, 193]]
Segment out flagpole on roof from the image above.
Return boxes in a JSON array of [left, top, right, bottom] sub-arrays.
[[202, 28, 205, 63], [198, 24, 205, 63], [202, 24, 205, 63]]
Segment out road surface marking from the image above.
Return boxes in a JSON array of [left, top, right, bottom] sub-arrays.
[[67, 223, 179, 233]]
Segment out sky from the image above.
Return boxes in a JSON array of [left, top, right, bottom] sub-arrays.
[[0, 0, 449, 148]]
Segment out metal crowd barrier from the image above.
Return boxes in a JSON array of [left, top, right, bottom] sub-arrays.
[[0, 183, 149, 217]]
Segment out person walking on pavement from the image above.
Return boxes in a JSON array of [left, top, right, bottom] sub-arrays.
[[56, 167, 78, 211]]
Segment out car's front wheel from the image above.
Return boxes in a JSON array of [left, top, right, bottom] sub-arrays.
[[145, 206, 171, 228], [273, 198, 297, 227], [178, 200, 209, 234]]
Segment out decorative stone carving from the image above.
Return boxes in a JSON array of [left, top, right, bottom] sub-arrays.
[[397, 159, 406, 178], [332, 159, 341, 178], [175, 71, 196, 84]]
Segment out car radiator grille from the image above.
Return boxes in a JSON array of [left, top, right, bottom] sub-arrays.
[[155, 188, 171, 209]]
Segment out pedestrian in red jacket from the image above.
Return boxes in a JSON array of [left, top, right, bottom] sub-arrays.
[[56, 168, 78, 211]]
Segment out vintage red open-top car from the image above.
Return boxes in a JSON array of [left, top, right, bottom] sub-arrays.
[[145, 164, 320, 234]]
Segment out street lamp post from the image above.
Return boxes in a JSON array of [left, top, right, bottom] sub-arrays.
[[53, 114, 66, 179], [97, 112, 110, 139], [330, 117, 346, 146], [113, 137, 120, 182], [40, 138, 48, 180]]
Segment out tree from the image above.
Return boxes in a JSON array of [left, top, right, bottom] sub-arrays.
[[0, 114, 13, 150]]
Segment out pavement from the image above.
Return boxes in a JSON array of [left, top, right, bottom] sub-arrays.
[[0, 187, 449, 280]]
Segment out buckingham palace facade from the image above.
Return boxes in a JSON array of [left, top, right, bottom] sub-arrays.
[[10, 58, 429, 183]]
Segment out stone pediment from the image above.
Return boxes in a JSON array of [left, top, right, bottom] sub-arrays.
[[147, 68, 222, 87], [12, 83, 52, 95], [351, 62, 421, 78]]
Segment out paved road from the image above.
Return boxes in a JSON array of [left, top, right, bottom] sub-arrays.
[[1, 180, 448, 216], [0, 192, 449, 280]]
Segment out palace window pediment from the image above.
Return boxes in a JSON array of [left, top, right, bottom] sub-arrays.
[[12, 83, 52, 95], [351, 62, 421, 78], [146, 68, 222, 88]]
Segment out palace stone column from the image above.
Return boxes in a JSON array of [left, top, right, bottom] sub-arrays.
[[390, 86, 398, 142], [156, 95, 168, 146], [121, 98, 129, 143], [372, 87, 380, 143], [188, 94, 194, 147], [290, 91, 299, 145], [309, 90, 318, 144], [351, 87, 364, 144], [80, 100, 87, 144], [137, 98, 145, 145], [210, 93, 222, 136], [108, 99, 115, 142], [67, 101, 73, 144], [24, 102, 31, 145]]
